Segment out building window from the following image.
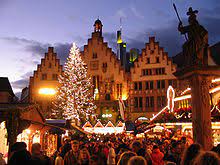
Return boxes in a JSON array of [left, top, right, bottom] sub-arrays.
[[157, 80, 165, 89], [103, 63, 107, 68], [41, 74, 47, 80], [102, 62, 107, 73], [145, 82, 149, 90], [150, 96, 154, 108], [145, 81, 153, 90], [49, 63, 52, 68], [157, 80, 161, 89], [143, 68, 165, 76], [92, 53, 97, 59], [134, 97, 138, 108], [146, 97, 150, 107], [157, 96, 166, 107], [139, 82, 142, 90], [134, 82, 138, 90], [162, 68, 165, 74], [157, 96, 161, 107], [146, 96, 154, 108], [52, 74, 58, 80], [146, 58, 150, 64], [105, 94, 110, 100], [156, 68, 159, 75], [150, 81, 154, 89], [161, 80, 165, 89], [168, 80, 173, 86], [156, 57, 160, 63], [139, 97, 143, 108], [90, 61, 99, 70]]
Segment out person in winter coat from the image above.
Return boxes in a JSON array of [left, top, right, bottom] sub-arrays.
[[151, 145, 164, 165]]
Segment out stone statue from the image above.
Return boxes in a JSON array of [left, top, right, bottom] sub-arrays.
[[178, 7, 208, 66]]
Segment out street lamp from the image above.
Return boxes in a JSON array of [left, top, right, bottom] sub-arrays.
[[38, 88, 56, 95]]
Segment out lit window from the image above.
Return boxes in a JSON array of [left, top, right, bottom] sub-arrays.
[[52, 74, 58, 80], [41, 74, 47, 80]]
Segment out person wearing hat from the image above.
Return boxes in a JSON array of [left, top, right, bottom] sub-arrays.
[[64, 140, 80, 165], [178, 7, 208, 66]]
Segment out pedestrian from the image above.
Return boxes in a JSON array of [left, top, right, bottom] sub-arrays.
[[79, 147, 90, 165], [107, 143, 116, 165], [117, 151, 136, 165], [193, 151, 220, 165], [31, 143, 51, 165], [127, 156, 147, 165], [151, 145, 164, 165], [64, 140, 80, 165], [8, 142, 31, 165], [181, 143, 202, 165]]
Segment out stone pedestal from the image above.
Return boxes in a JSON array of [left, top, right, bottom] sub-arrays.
[[175, 66, 220, 150], [190, 74, 212, 150]]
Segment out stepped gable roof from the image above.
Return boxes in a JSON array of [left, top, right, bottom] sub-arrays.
[[0, 77, 15, 96]]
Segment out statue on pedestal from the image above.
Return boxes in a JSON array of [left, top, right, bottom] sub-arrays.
[[178, 7, 208, 66]]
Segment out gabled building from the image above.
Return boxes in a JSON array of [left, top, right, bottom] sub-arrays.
[[129, 37, 178, 120], [29, 47, 62, 118], [0, 77, 15, 103], [24, 18, 220, 123], [81, 19, 129, 122]]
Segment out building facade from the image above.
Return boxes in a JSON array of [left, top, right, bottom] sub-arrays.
[[27, 19, 220, 123], [129, 37, 178, 120], [81, 19, 129, 123], [26, 19, 181, 122], [29, 47, 62, 118]]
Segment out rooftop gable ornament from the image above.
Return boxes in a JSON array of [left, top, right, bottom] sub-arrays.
[[105, 121, 114, 127], [94, 120, 104, 128], [82, 121, 93, 128]]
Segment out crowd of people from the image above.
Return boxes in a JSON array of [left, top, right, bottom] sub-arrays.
[[3, 133, 220, 165]]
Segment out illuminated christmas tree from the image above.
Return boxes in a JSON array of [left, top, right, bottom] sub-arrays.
[[52, 43, 96, 123]]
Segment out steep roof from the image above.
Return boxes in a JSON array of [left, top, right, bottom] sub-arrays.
[[210, 42, 220, 65], [0, 77, 15, 96], [172, 42, 220, 67]]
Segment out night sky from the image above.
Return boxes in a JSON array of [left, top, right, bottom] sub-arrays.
[[0, 0, 220, 95]]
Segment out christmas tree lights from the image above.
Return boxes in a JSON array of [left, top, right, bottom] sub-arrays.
[[52, 43, 96, 122]]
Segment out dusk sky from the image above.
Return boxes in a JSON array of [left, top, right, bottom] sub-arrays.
[[0, 0, 220, 95]]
